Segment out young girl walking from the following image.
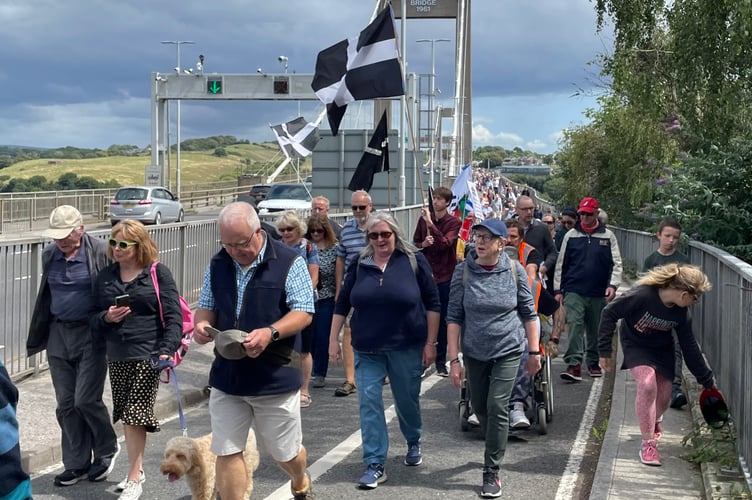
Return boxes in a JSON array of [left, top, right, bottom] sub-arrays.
[[597, 263, 716, 466]]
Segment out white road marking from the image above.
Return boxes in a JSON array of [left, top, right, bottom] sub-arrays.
[[555, 377, 604, 500], [264, 373, 444, 499]]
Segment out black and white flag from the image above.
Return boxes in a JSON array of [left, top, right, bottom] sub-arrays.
[[348, 110, 390, 192], [270, 117, 320, 159], [311, 5, 404, 136]]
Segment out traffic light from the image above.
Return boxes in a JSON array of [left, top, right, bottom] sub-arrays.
[[207, 77, 223, 94], [273, 76, 289, 95]]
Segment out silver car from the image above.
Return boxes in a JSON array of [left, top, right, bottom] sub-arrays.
[[109, 186, 184, 226]]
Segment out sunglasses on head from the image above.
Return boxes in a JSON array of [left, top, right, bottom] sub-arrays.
[[108, 238, 138, 250], [352, 205, 368, 211], [367, 231, 393, 240]]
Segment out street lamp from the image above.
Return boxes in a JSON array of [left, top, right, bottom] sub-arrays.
[[161, 40, 195, 197], [416, 38, 450, 187]]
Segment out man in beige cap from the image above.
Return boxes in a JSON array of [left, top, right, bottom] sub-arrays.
[[27, 205, 120, 487]]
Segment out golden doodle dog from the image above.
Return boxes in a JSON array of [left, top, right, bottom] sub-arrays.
[[160, 431, 259, 500]]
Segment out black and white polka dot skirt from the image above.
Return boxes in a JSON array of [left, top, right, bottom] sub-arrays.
[[109, 359, 161, 432]]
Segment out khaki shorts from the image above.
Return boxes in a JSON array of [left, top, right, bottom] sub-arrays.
[[209, 387, 302, 462]]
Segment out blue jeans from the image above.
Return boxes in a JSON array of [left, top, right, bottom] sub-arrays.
[[312, 298, 334, 377], [354, 347, 424, 465]]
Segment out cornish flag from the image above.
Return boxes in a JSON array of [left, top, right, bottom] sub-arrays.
[[311, 5, 405, 135], [270, 117, 320, 159]]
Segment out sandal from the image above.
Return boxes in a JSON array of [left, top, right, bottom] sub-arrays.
[[300, 393, 312, 408]]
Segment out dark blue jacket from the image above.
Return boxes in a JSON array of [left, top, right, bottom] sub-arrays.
[[209, 239, 302, 396], [335, 250, 440, 352], [553, 221, 623, 297]]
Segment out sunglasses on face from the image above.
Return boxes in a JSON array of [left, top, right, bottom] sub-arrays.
[[367, 231, 393, 240], [543, 220, 555, 225], [563, 220, 575, 226], [578, 212, 594, 217], [108, 238, 138, 250], [279, 227, 296, 233], [352, 205, 369, 211], [309, 228, 325, 234]]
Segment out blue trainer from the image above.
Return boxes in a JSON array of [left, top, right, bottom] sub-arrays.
[[404, 442, 422, 466], [358, 463, 387, 489]]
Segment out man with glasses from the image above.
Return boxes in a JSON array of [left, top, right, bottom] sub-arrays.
[[554, 197, 623, 381], [329, 190, 373, 397], [514, 196, 558, 291], [312, 196, 342, 239], [27, 205, 120, 487], [193, 201, 316, 500]]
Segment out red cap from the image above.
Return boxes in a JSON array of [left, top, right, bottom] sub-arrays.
[[699, 387, 729, 429], [578, 197, 599, 214]]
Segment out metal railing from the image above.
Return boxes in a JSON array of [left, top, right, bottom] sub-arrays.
[[611, 226, 752, 481], [0, 177, 306, 234], [0, 204, 422, 380]]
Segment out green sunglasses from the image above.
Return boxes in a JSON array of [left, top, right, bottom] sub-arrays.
[[108, 238, 138, 250]]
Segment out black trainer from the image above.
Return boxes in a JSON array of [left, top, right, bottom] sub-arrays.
[[88, 443, 120, 481], [436, 364, 449, 377], [670, 390, 688, 409], [54, 468, 89, 487], [481, 466, 501, 498]]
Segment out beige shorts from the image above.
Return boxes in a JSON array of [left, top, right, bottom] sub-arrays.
[[209, 387, 302, 462]]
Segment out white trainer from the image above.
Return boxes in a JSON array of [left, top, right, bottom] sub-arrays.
[[509, 403, 530, 429], [115, 470, 144, 492], [118, 479, 143, 500]]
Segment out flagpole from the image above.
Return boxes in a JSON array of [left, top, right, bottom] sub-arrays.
[[398, 0, 407, 207]]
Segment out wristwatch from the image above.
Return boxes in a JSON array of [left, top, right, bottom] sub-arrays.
[[268, 325, 281, 342]]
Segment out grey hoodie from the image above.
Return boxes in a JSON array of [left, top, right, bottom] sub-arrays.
[[446, 252, 536, 362]]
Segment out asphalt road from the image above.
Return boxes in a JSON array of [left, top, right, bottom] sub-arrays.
[[29, 347, 610, 499]]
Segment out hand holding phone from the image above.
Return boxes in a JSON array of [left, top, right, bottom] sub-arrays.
[[115, 294, 130, 307]]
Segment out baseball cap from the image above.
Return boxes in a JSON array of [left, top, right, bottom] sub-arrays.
[[209, 327, 249, 360], [577, 197, 599, 214], [699, 387, 729, 429], [40, 205, 83, 239], [472, 218, 508, 238]]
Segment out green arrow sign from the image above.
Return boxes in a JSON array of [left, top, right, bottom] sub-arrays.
[[207, 79, 222, 94]]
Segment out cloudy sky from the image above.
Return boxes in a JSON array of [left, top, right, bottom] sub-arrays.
[[0, 1, 612, 154]]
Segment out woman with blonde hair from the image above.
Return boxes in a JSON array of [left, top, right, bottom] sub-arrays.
[[598, 263, 716, 468], [305, 213, 338, 389], [92, 219, 182, 499], [276, 210, 319, 408]]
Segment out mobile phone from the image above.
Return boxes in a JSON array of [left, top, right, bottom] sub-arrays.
[[115, 294, 130, 307]]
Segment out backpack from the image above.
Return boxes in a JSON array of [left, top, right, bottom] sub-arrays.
[[150, 262, 195, 373]]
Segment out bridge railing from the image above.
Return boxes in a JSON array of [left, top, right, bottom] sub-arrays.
[[611, 226, 752, 479], [0, 203, 422, 380]]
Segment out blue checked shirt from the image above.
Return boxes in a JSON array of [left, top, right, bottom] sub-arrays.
[[198, 234, 315, 319]]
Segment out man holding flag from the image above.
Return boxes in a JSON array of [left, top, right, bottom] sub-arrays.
[[412, 186, 461, 377]]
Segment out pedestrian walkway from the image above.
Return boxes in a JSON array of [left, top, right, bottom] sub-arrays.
[[15, 341, 216, 475], [591, 343, 705, 499], [16, 331, 719, 498]]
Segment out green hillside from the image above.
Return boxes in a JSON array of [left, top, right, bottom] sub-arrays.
[[0, 142, 311, 189]]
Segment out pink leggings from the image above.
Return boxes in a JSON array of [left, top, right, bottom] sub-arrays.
[[630, 365, 672, 439]]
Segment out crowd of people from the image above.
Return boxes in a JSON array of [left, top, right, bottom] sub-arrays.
[[11, 177, 719, 499]]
